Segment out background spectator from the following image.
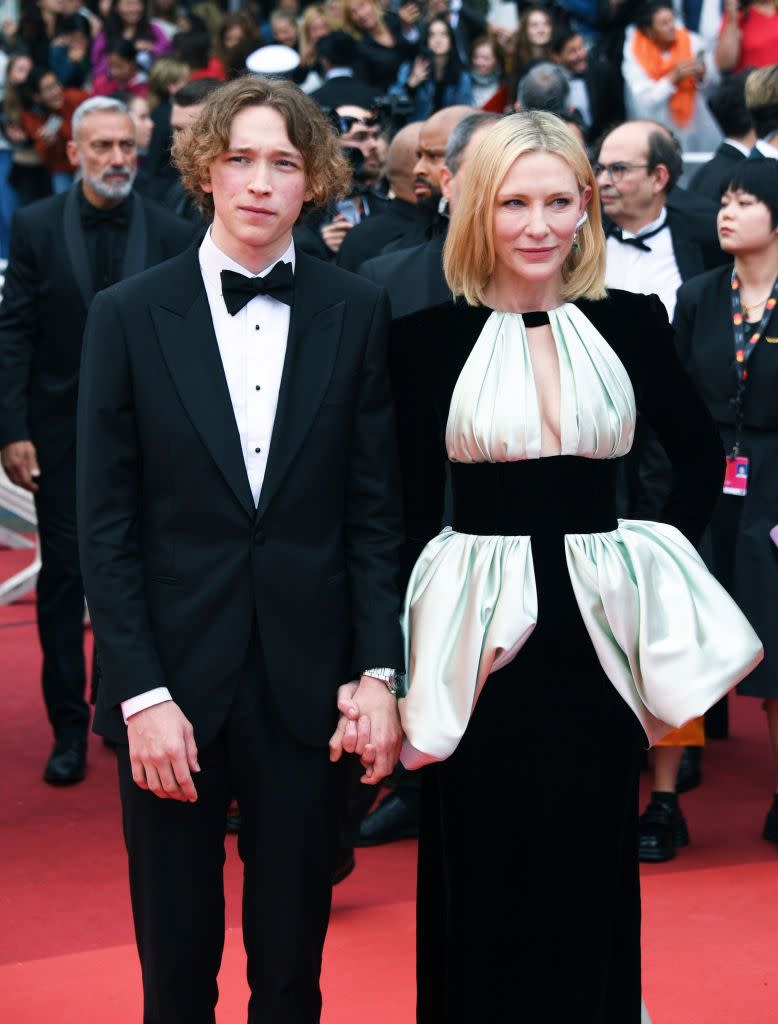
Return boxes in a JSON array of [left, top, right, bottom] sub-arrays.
[[1, 53, 51, 230], [512, 3, 554, 85], [149, 0, 180, 41], [716, 0, 778, 73], [49, 12, 92, 89], [468, 34, 506, 110], [91, 0, 173, 79], [93, 38, 149, 97], [392, 15, 473, 120], [146, 54, 189, 109], [550, 23, 626, 142], [20, 68, 87, 192], [746, 63, 778, 158], [344, 0, 417, 92], [689, 71, 755, 201]]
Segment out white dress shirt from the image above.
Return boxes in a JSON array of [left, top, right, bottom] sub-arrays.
[[755, 138, 778, 160], [121, 230, 295, 723], [604, 208, 683, 320]]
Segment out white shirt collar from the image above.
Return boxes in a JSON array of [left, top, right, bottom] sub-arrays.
[[621, 207, 667, 241], [725, 137, 753, 158], [755, 137, 778, 159], [325, 67, 354, 79], [199, 227, 295, 289]]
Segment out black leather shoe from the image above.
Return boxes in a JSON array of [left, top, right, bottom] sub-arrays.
[[355, 791, 420, 847], [332, 848, 356, 885], [225, 801, 240, 835], [43, 739, 86, 785], [638, 793, 689, 863], [676, 746, 702, 794], [762, 796, 778, 844]]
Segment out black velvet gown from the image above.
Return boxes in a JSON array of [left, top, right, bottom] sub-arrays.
[[389, 289, 724, 1024]]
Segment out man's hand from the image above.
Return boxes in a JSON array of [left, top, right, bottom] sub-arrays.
[[671, 58, 700, 85], [127, 701, 200, 802], [328, 676, 402, 785], [320, 215, 353, 254], [1, 441, 40, 492]]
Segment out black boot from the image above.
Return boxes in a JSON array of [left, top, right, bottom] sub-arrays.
[[638, 791, 689, 863]]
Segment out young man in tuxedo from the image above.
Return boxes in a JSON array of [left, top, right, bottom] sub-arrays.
[[0, 96, 194, 785], [77, 76, 405, 1023]]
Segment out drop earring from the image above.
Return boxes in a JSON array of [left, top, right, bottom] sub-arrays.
[[572, 210, 588, 252]]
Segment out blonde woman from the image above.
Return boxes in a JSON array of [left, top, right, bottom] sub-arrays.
[[344, 0, 417, 91], [388, 112, 762, 1022]]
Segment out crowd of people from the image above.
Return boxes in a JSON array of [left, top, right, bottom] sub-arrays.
[[0, 0, 777, 1022]]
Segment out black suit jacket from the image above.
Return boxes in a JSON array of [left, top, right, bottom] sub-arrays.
[[0, 187, 195, 461], [309, 75, 382, 111], [584, 55, 626, 143], [336, 198, 435, 273], [687, 142, 747, 204], [359, 232, 450, 318], [77, 247, 405, 747]]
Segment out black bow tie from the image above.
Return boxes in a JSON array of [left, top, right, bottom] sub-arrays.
[[81, 204, 130, 230], [220, 263, 295, 315], [607, 223, 667, 252]]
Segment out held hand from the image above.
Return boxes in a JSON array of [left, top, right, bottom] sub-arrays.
[[671, 58, 700, 84], [1, 441, 40, 492], [350, 675, 403, 785], [127, 700, 200, 802], [328, 682, 361, 763], [320, 215, 353, 254]]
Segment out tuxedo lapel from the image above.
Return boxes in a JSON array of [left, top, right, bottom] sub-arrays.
[[63, 186, 94, 310], [151, 254, 255, 519], [121, 192, 148, 281], [256, 252, 345, 518]]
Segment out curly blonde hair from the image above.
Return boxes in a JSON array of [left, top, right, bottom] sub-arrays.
[[172, 75, 352, 220]]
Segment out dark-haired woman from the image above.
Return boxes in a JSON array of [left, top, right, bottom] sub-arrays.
[[16, 0, 65, 69], [392, 16, 473, 121], [91, 0, 172, 79], [674, 160, 778, 844], [20, 68, 87, 193], [92, 38, 149, 97]]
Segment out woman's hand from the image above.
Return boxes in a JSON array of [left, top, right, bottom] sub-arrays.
[[398, 2, 421, 29], [407, 56, 430, 89]]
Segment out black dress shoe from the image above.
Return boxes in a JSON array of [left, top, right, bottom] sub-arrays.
[[332, 848, 356, 885], [355, 791, 420, 847], [43, 739, 87, 785], [676, 746, 702, 794], [762, 795, 778, 844], [638, 792, 689, 863]]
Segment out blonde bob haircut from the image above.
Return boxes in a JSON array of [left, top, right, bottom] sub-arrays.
[[444, 110, 607, 307]]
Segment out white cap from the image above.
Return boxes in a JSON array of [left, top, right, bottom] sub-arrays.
[[245, 45, 301, 77]]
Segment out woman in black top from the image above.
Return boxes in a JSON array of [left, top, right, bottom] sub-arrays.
[[344, 0, 417, 93], [674, 160, 778, 843]]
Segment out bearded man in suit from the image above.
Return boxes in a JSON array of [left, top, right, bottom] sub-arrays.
[[0, 95, 194, 785], [76, 75, 404, 1023]]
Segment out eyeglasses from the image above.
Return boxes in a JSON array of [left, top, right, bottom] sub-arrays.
[[336, 114, 380, 135], [592, 162, 649, 184]]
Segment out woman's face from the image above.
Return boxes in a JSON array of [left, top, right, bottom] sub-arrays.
[[718, 188, 778, 255], [117, 0, 145, 27], [128, 95, 153, 149], [472, 42, 497, 76], [308, 15, 331, 45], [349, 0, 378, 32], [9, 56, 33, 85], [427, 21, 451, 56], [37, 72, 64, 111], [526, 11, 552, 47], [491, 151, 589, 287], [39, 0, 65, 15], [223, 24, 245, 49]]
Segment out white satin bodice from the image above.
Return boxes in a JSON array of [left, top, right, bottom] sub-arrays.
[[445, 305, 636, 463]]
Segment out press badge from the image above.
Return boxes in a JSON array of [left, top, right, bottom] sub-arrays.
[[723, 456, 749, 497]]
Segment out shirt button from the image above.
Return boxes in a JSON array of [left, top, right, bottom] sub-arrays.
[[254, 447, 261, 454], [255, 324, 260, 331], [255, 385, 261, 391]]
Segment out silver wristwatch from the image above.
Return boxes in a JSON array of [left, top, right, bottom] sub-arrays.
[[363, 667, 403, 696]]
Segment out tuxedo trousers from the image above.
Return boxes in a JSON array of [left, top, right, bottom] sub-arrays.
[[33, 449, 91, 743], [117, 637, 341, 1024]]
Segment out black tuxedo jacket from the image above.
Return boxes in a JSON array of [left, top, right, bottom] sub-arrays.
[[584, 55, 626, 143], [687, 142, 747, 204], [359, 232, 450, 319], [0, 187, 195, 461], [77, 247, 405, 747], [336, 198, 435, 273]]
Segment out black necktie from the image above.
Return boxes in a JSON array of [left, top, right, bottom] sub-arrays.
[[81, 204, 130, 230], [607, 223, 667, 252], [220, 262, 295, 315]]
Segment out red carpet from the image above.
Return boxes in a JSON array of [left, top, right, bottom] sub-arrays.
[[1, 546, 776, 1022]]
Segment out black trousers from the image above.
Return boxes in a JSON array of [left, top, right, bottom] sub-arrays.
[[33, 451, 90, 743], [117, 642, 341, 1024]]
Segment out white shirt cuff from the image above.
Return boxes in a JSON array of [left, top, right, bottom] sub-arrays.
[[121, 687, 173, 724]]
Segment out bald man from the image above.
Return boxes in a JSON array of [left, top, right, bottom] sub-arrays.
[[337, 122, 437, 273], [412, 104, 474, 207]]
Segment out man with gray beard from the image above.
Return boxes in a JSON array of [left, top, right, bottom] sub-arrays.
[[0, 96, 194, 786]]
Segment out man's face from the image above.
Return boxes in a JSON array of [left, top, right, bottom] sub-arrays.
[[336, 105, 383, 183], [204, 104, 313, 264], [69, 111, 137, 200], [171, 101, 204, 136], [412, 118, 448, 204], [441, 125, 490, 214], [650, 8, 677, 48], [595, 124, 662, 226], [559, 35, 587, 76]]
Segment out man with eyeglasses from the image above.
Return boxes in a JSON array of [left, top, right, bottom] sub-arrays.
[[0, 96, 194, 786], [594, 119, 724, 320]]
